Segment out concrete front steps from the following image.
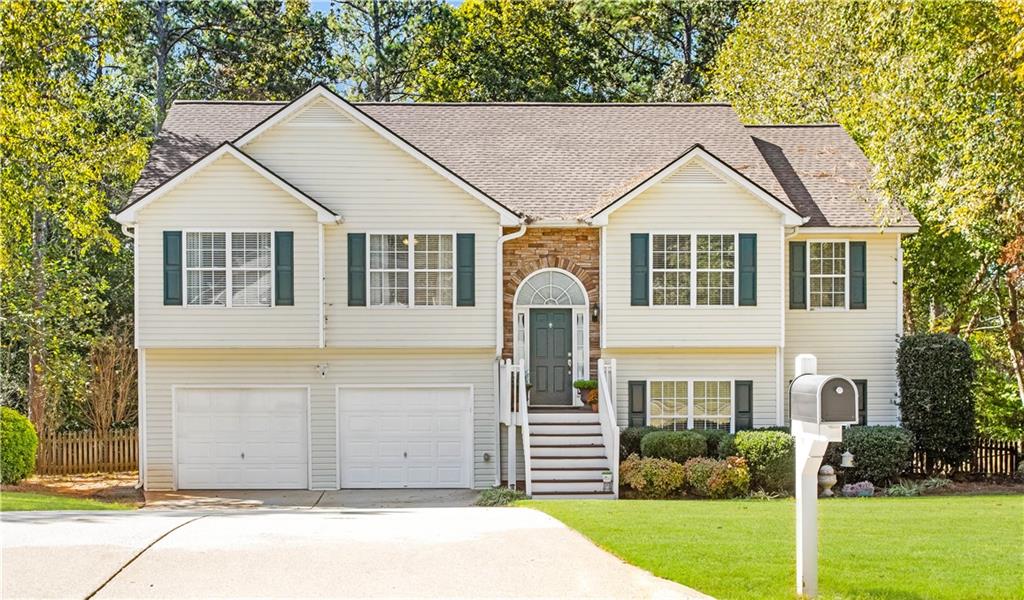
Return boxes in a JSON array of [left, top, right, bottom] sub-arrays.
[[527, 406, 615, 499]]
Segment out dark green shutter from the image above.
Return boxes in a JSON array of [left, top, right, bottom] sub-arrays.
[[738, 234, 757, 306], [163, 231, 182, 306], [456, 233, 475, 306], [628, 380, 647, 427], [274, 231, 294, 306], [850, 241, 867, 309], [630, 234, 649, 306], [734, 380, 753, 431], [854, 379, 868, 425], [347, 233, 366, 306], [789, 241, 807, 309]]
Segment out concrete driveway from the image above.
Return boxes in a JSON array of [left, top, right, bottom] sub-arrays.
[[2, 506, 710, 599]]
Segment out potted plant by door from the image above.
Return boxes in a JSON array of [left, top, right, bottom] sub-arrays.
[[573, 379, 599, 412]]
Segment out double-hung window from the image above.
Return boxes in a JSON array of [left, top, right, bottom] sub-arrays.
[[368, 233, 454, 307], [650, 233, 736, 306], [809, 241, 847, 309], [185, 231, 271, 307], [648, 379, 734, 432]]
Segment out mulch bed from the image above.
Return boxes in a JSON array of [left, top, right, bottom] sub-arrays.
[[1, 471, 145, 505]]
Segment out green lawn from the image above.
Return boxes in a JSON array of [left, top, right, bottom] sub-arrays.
[[524, 495, 1024, 600], [0, 491, 135, 511]]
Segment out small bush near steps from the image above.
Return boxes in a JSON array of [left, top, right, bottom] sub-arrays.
[[620, 454, 686, 499], [476, 487, 526, 506], [1, 407, 38, 485], [640, 430, 707, 463], [620, 426, 657, 460]]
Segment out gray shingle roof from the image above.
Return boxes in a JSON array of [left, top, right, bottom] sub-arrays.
[[130, 98, 915, 227], [747, 125, 917, 227]]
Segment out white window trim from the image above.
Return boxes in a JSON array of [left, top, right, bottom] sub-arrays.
[[646, 378, 736, 433], [366, 231, 456, 309], [648, 232, 739, 308], [181, 228, 276, 309], [806, 239, 849, 312]]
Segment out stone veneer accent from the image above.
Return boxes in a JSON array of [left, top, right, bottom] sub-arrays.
[[502, 227, 601, 375]]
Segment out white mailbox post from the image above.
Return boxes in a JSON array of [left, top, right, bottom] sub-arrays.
[[789, 354, 858, 598]]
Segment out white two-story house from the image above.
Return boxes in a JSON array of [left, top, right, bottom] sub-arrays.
[[114, 85, 917, 497]]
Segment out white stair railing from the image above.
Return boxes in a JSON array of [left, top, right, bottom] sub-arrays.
[[596, 358, 620, 498], [517, 359, 533, 496]]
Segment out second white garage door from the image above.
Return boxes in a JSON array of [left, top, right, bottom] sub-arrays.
[[338, 386, 472, 488]]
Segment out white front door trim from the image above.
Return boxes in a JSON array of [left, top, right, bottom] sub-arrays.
[[170, 384, 312, 490]]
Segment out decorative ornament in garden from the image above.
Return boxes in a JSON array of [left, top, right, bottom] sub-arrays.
[[817, 465, 837, 497]]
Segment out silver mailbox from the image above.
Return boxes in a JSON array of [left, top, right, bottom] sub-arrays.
[[790, 374, 858, 424]]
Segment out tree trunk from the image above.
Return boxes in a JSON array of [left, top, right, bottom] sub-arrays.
[[27, 208, 48, 436], [1001, 274, 1024, 404], [370, 0, 383, 101], [153, 0, 170, 123]]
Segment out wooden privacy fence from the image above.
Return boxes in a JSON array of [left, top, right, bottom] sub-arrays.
[[910, 438, 1022, 477], [36, 428, 138, 475]]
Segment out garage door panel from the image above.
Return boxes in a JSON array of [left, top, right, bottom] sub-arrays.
[[338, 386, 471, 489], [175, 387, 308, 490]]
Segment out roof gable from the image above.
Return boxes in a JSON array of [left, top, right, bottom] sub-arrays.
[[233, 85, 523, 226], [113, 143, 340, 224], [589, 145, 805, 226]]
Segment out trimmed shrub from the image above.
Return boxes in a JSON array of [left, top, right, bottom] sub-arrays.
[[620, 426, 656, 460], [830, 426, 914, 485], [698, 429, 733, 458], [682, 457, 718, 497], [476, 487, 526, 506], [897, 333, 976, 472], [620, 453, 686, 499], [733, 430, 794, 493], [716, 434, 737, 459], [641, 430, 707, 463], [707, 456, 751, 499], [1, 407, 38, 485]]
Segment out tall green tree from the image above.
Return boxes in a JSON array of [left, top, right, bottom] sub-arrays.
[[710, 0, 1024, 414], [0, 0, 147, 434], [329, 0, 447, 101], [410, 0, 614, 102], [576, 0, 742, 101], [125, 0, 335, 129]]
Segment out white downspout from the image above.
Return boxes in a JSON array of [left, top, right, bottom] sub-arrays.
[[780, 225, 801, 425], [319, 223, 326, 348], [119, 222, 147, 490], [494, 221, 527, 486]]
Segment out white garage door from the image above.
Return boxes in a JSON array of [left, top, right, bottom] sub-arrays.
[[338, 386, 472, 488], [175, 387, 308, 489]]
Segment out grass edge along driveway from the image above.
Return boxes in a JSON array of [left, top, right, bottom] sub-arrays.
[[0, 491, 135, 511], [523, 495, 1024, 600]]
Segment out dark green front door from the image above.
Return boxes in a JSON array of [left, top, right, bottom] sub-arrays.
[[529, 308, 573, 405]]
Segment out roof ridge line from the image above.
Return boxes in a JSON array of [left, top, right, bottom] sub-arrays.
[[746, 123, 842, 128], [354, 101, 734, 107]]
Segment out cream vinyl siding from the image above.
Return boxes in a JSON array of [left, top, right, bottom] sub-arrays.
[[243, 99, 500, 348], [785, 233, 901, 425], [142, 348, 496, 490], [135, 154, 320, 348], [605, 348, 778, 428], [603, 160, 784, 348]]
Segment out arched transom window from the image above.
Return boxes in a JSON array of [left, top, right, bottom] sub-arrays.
[[517, 270, 586, 306]]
